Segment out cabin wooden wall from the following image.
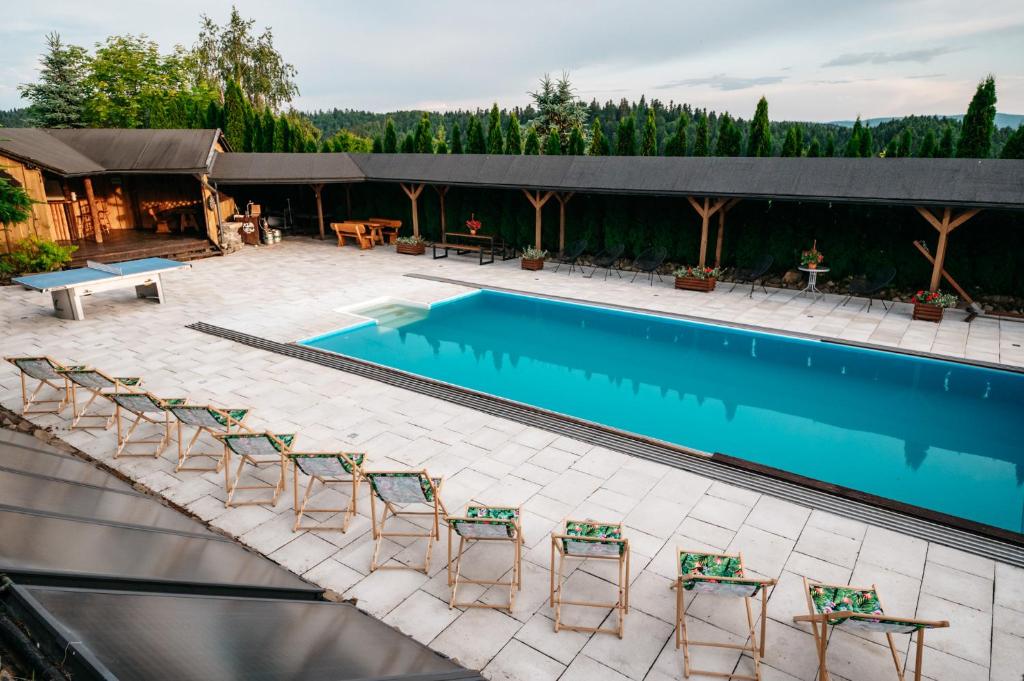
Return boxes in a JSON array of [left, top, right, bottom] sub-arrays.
[[0, 152, 56, 251]]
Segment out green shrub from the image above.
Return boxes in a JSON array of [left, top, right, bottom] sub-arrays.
[[1, 236, 77, 276]]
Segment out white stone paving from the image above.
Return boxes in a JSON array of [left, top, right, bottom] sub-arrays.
[[2, 238, 1023, 681]]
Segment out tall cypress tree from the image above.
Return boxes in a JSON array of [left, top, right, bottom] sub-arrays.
[[824, 132, 836, 157], [937, 123, 955, 158], [859, 127, 874, 157], [434, 124, 449, 154], [383, 117, 398, 153], [273, 115, 289, 152], [807, 137, 821, 157], [261, 108, 275, 152], [486, 103, 503, 154], [588, 119, 609, 156], [505, 112, 522, 154], [223, 79, 247, 150], [450, 122, 464, 154], [400, 133, 415, 153], [1000, 125, 1024, 159], [413, 112, 433, 153], [746, 96, 772, 156], [544, 129, 562, 155], [957, 76, 997, 158], [640, 112, 657, 156], [919, 129, 937, 158], [466, 117, 486, 154], [523, 127, 541, 155], [567, 124, 586, 155], [616, 116, 636, 156], [664, 113, 688, 156], [781, 125, 803, 157], [371, 136, 383, 153], [206, 100, 223, 130], [715, 114, 741, 156], [693, 113, 709, 157], [844, 117, 863, 157], [896, 128, 913, 157]]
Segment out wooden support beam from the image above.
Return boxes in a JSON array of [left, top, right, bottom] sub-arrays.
[[310, 184, 326, 240], [433, 185, 449, 234], [914, 205, 981, 291], [523, 189, 554, 249], [83, 177, 103, 244], [401, 183, 425, 238], [713, 198, 742, 268], [555, 192, 574, 253], [687, 196, 729, 267], [913, 241, 973, 304], [61, 181, 80, 242], [345, 185, 352, 218]]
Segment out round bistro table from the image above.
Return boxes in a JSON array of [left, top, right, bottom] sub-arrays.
[[798, 266, 830, 299]]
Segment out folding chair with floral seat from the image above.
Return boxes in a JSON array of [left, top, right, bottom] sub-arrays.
[[793, 578, 949, 681], [365, 471, 447, 574], [57, 367, 142, 430], [673, 550, 777, 681], [214, 432, 295, 507], [168, 404, 250, 473], [108, 392, 185, 459], [445, 505, 524, 612], [550, 518, 631, 638], [288, 452, 366, 533], [5, 356, 81, 415]]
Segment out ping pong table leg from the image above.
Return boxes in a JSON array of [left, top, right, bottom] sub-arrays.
[[51, 290, 85, 321], [134, 278, 164, 303]]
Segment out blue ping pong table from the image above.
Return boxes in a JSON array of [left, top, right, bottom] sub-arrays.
[[13, 257, 191, 321]]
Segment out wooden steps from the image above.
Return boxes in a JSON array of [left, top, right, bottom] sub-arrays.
[[66, 232, 221, 269]]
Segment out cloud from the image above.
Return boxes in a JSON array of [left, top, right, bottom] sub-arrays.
[[655, 74, 786, 91], [822, 46, 958, 67], [906, 73, 946, 79]]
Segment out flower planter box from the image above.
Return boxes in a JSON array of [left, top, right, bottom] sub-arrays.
[[912, 302, 944, 322], [675, 276, 716, 292], [396, 242, 425, 256], [521, 258, 545, 271]]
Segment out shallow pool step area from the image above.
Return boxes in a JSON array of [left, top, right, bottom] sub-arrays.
[[344, 302, 428, 329]]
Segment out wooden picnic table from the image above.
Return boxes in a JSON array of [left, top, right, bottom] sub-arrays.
[[432, 232, 515, 265]]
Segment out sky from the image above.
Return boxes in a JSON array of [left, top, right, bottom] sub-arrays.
[[3, 0, 1023, 121]]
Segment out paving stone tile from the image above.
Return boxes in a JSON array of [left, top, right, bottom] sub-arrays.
[[744, 496, 811, 540], [793, 525, 861, 569], [625, 496, 692, 539], [344, 562, 429, 619], [267, 532, 338, 574], [481, 639, 564, 681], [581, 609, 673, 680], [560, 653, 632, 681], [302, 558, 363, 596], [647, 619, 742, 680], [926, 543, 995, 580], [995, 562, 1024, 613], [915, 593, 991, 667], [431, 607, 523, 670], [806, 510, 867, 541], [921, 561, 993, 612], [688, 494, 751, 531], [858, 526, 928, 579], [906, 642, 991, 681], [382, 590, 460, 645], [727, 525, 795, 578]]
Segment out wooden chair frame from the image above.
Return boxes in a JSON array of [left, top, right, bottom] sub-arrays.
[[446, 505, 524, 612], [5, 356, 73, 415], [673, 549, 776, 681], [366, 470, 447, 574], [793, 577, 949, 681], [549, 519, 630, 638], [215, 432, 294, 507], [169, 405, 250, 473], [110, 393, 183, 459], [289, 452, 366, 533], [59, 368, 141, 430], [331, 221, 374, 249]]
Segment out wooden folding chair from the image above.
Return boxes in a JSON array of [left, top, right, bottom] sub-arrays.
[[673, 550, 776, 681], [168, 404, 250, 473], [446, 505, 523, 612], [793, 578, 949, 681], [288, 452, 366, 532], [366, 471, 446, 574], [58, 367, 142, 430], [108, 392, 185, 459], [550, 518, 630, 638], [214, 432, 295, 507], [5, 356, 77, 415]]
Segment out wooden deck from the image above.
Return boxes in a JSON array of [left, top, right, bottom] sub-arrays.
[[64, 231, 219, 268]]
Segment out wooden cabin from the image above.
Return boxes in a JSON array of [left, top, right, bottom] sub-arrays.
[[0, 129, 234, 263]]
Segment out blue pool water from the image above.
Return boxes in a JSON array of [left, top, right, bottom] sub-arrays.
[[303, 290, 1024, 533]]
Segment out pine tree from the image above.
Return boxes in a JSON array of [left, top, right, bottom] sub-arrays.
[[261, 108, 275, 152], [824, 133, 836, 157], [400, 133, 415, 153], [383, 117, 398, 153], [616, 116, 636, 156], [746, 97, 772, 156], [937, 123, 955, 158], [957, 75, 997, 158], [807, 138, 821, 157], [371, 136, 383, 153], [544, 128, 562, 155], [18, 33, 91, 128], [919, 129, 937, 158], [434, 124, 448, 154], [450, 122, 464, 154], [844, 117, 863, 157], [304, 137, 318, 153], [223, 79, 248, 150], [523, 127, 541, 155], [1000, 125, 1024, 159], [640, 111, 657, 156], [567, 124, 586, 155], [588, 119, 609, 156], [664, 113, 688, 156], [780, 125, 803, 157], [884, 137, 900, 158], [693, 113, 709, 157], [486, 103, 503, 154], [466, 116, 486, 154], [414, 112, 433, 153], [273, 115, 289, 152], [896, 128, 913, 158], [505, 112, 522, 154], [859, 127, 874, 157]]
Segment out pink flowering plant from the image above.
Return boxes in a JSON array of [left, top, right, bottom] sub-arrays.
[[674, 265, 721, 280], [911, 290, 957, 308]]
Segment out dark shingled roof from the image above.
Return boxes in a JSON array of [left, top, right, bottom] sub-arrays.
[[0, 128, 105, 176], [0, 128, 221, 177], [209, 152, 365, 184]]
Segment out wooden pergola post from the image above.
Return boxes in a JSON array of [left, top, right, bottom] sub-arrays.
[[713, 198, 742, 267], [555, 192, 574, 253], [914, 206, 980, 290], [401, 183, 425, 238], [345, 184, 352, 218], [686, 196, 727, 267], [83, 177, 103, 244], [311, 184, 326, 240], [523, 189, 554, 250], [433, 185, 449, 234]]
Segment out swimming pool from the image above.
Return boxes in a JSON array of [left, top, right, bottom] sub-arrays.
[[302, 290, 1024, 534]]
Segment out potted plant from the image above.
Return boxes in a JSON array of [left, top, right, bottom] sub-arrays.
[[911, 289, 957, 322], [800, 241, 825, 269], [395, 235, 426, 256], [521, 247, 547, 271], [674, 265, 720, 292], [466, 214, 482, 236]]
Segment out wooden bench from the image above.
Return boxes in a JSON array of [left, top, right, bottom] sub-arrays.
[[330, 222, 374, 249]]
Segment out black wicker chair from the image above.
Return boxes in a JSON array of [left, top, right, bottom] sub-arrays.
[[630, 246, 668, 286], [585, 243, 626, 280], [842, 267, 896, 311], [553, 239, 588, 275], [729, 254, 774, 297]]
